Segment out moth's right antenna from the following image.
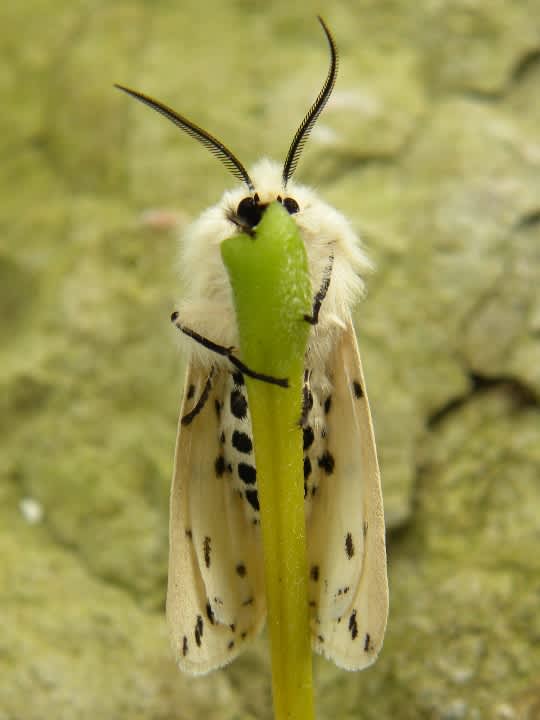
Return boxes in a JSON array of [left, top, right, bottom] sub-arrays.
[[282, 16, 338, 187]]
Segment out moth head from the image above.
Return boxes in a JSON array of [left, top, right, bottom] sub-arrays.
[[233, 193, 300, 230], [115, 16, 338, 231]]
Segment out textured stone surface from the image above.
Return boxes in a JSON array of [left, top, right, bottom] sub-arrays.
[[1, 1, 539, 718]]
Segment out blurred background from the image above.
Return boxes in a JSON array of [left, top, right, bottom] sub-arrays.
[[1, 1, 539, 718]]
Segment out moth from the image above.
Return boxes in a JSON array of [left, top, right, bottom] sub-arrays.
[[116, 16, 388, 674]]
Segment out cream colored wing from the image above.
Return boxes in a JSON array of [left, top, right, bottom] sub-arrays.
[[166, 364, 266, 675], [307, 318, 388, 670]]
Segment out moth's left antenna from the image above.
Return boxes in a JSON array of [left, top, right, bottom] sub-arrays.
[[115, 84, 255, 192]]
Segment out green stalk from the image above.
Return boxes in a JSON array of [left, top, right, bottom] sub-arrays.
[[221, 202, 314, 720]]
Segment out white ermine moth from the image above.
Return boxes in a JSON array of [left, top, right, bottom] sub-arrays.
[[116, 16, 388, 675]]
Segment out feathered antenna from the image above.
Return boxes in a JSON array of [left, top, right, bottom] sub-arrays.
[[282, 16, 338, 187], [115, 84, 255, 191]]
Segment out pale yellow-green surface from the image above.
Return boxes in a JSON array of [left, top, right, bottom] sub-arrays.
[[1, 2, 539, 719]]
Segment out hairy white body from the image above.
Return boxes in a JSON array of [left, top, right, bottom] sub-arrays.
[[167, 162, 388, 674]]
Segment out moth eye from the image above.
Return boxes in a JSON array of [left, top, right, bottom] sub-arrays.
[[236, 195, 264, 228], [237, 196, 256, 217], [283, 197, 299, 214]]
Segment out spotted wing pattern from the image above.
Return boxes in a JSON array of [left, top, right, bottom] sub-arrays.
[[305, 319, 388, 669], [166, 364, 265, 675]]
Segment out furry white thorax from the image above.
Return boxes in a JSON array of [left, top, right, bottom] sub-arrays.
[[177, 159, 372, 375]]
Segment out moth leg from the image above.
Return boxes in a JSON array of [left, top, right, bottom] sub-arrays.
[[171, 313, 289, 388], [304, 254, 334, 326], [181, 366, 215, 425]]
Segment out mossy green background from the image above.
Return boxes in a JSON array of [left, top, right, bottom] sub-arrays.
[[1, 2, 539, 719]]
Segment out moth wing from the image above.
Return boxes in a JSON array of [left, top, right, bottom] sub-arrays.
[[166, 363, 266, 675], [307, 318, 388, 669]]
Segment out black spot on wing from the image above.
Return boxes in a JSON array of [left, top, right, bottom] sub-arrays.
[[349, 610, 358, 640], [203, 536, 211, 568], [182, 635, 188, 656], [318, 451, 335, 475], [245, 488, 259, 511], [232, 430, 253, 454], [185, 528, 192, 540], [215, 399, 222, 418], [232, 371, 244, 386], [187, 384, 196, 400], [215, 455, 226, 477], [310, 565, 319, 581], [238, 462, 256, 485], [345, 532, 355, 559], [324, 395, 332, 414], [303, 456, 312, 479], [228, 640, 235, 650], [194, 615, 204, 647], [303, 426, 314, 450], [236, 563, 246, 578], [230, 389, 248, 420], [353, 380, 364, 398], [364, 633, 371, 652], [206, 601, 215, 624]]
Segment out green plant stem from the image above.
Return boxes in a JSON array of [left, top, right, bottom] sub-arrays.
[[221, 202, 314, 720]]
